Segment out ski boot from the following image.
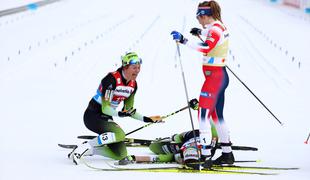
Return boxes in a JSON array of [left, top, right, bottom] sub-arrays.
[[201, 155, 213, 169], [118, 155, 136, 165], [68, 142, 92, 165], [185, 156, 213, 170], [213, 152, 235, 165], [200, 144, 214, 169], [184, 158, 201, 170]]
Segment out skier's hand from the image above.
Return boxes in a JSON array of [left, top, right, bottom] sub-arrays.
[[189, 98, 199, 110], [190, 28, 202, 36], [171, 31, 188, 44], [143, 116, 163, 123], [118, 108, 136, 117]]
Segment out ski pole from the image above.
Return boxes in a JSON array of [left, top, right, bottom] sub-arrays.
[[304, 132, 310, 144], [161, 105, 188, 119], [175, 41, 201, 167], [125, 105, 189, 136], [196, 34, 283, 126], [77, 106, 190, 139], [125, 123, 152, 136], [225, 65, 283, 125]]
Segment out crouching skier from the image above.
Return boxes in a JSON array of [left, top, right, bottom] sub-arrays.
[[68, 52, 162, 165]]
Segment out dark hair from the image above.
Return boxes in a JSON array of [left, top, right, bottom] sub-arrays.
[[198, 1, 222, 23]]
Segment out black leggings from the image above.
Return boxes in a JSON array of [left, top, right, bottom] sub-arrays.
[[83, 108, 127, 160]]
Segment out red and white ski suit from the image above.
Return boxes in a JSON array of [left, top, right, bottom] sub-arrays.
[[186, 20, 232, 155]]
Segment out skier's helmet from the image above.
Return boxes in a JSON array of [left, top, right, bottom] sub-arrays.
[[121, 52, 142, 67], [182, 138, 200, 170]]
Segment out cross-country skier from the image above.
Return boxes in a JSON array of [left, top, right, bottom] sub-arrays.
[[118, 129, 215, 170], [170, 0, 234, 168], [117, 100, 220, 170], [68, 52, 162, 165]]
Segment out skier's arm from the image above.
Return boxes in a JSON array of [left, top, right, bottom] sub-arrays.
[[100, 74, 119, 117], [123, 90, 144, 121], [123, 91, 162, 123], [102, 97, 140, 118], [101, 100, 119, 116], [101, 94, 139, 118], [186, 27, 221, 54], [171, 27, 221, 54]]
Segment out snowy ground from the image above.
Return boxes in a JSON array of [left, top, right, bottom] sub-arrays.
[[0, 0, 309, 179]]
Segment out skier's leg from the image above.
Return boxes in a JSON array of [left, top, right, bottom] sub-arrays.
[[210, 119, 218, 140], [117, 141, 175, 165], [197, 107, 212, 158], [83, 109, 126, 146], [211, 99, 232, 153], [118, 153, 175, 165], [211, 69, 234, 165], [87, 121, 126, 147], [211, 108, 234, 165], [149, 141, 181, 155], [198, 66, 228, 168], [149, 141, 167, 154], [69, 110, 125, 164], [198, 79, 216, 158], [94, 141, 127, 160]]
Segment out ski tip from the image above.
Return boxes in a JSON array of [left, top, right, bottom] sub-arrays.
[[58, 143, 77, 149], [256, 159, 263, 163]]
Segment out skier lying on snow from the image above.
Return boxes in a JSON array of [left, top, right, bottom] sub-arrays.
[[118, 127, 235, 170]]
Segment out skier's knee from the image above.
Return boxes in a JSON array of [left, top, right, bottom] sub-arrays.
[[158, 154, 174, 162], [97, 131, 125, 145]]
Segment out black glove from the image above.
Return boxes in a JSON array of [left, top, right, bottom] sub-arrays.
[[143, 116, 153, 122], [190, 28, 202, 36], [118, 108, 136, 117], [178, 34, 187, 44], [143, 116, 162, 123], [189, 98, 199, 110]]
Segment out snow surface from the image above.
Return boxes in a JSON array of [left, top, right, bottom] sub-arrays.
[[0, 0, 309, 179]]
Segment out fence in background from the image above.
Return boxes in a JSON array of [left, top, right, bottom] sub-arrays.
[[270, 0, 310, 13]]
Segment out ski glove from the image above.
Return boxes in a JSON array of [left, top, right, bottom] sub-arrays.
[[143, 116, 163, 123], [118, 108, 136, 117], [190, 28, 202, 36], [170, 31, 188, 44], [189, 98, 199, 110]]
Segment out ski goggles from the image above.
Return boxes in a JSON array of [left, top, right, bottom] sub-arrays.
[[196, 6, 212, 18], [123, 58, 142, 66]]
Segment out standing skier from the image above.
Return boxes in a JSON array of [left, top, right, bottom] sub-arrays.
[[68, 52, 162, 165], [170, 0, 234, 168]]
